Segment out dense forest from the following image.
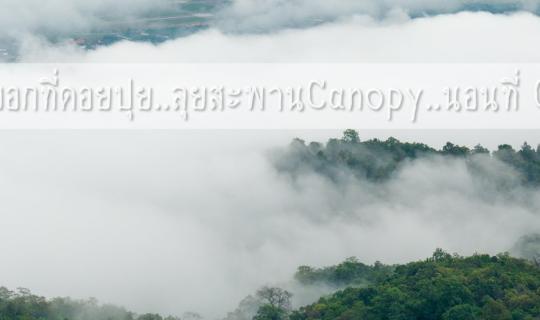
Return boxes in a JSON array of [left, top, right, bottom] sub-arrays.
[[274, 129, 540, 186], [248, 251, 540, 320], [289, 250, 540, 320]]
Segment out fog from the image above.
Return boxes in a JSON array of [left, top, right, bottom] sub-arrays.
[[0, 130, 539, 318], [5, 0, 540, 40], [5, 0, 540, 317], [5, 0, 540, 62], [215, 0, 540, 32], [18, 11, 540, 62]]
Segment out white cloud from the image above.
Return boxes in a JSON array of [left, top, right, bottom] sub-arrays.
[[0, 131, 538, 318], [215, 0, 540, 32], [18, 11, 540, 62], [4, 0, 540, 40]]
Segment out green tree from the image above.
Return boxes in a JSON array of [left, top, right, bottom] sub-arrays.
[[442, 304, 480, 320], [256, 287, 292, 311], [472, 144, 489, 155], [442, 142, 470, 157], [342, 130, 360, 144], [482, 298, 512, 320], [253, 305, 287, 320]]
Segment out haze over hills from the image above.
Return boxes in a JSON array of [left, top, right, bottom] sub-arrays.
[[1, 249, 539, 320], [2, 0, 540, 318], [6, 0, 540, 61], [0, 131, 539, 319], [0, 0, 224, 61]]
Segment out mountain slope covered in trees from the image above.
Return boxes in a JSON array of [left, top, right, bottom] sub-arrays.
[[288, 250, 540, 320]]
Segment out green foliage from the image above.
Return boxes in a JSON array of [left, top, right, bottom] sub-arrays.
[[342, 130, 360, 144], [253, 305, 287, 320], [252, 287, 293, 320], [294, 257, 394, 287], [276, 129, 540, 185], [0, 287, 178, 320], [442, 304, 480, 320], [255, 287, 292, 311], [442, 142, 470, 157], [290, 250, 540, 320]]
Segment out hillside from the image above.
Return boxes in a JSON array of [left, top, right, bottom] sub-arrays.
[[288, 250, 540, 320]]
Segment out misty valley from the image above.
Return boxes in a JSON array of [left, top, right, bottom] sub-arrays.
[[1, 130, 540, 320], [5, 0, 540, 318], [1, 249, 539, 320]]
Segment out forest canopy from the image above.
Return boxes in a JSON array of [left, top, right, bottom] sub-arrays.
[[274, 129, 540, 186], [289, 250, 540, 320]]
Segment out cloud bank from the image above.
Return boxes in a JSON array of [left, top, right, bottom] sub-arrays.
[[4, 0, 540, 40], [214, 0, 540, 32], [18, 11, 540, 62], [0, 131, 539, 319]]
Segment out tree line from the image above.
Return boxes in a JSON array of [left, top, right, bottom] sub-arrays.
[[274, 129, 540, 185], [0, 287, 187, 320], [254, 250, 540, 320]]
